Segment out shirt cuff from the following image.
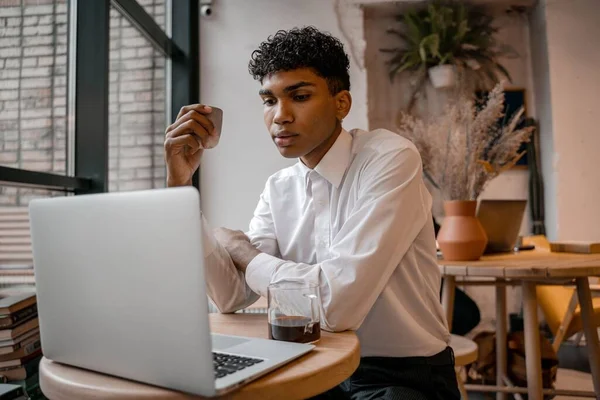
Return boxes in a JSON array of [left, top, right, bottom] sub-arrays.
[[245, 253, 282, 297]]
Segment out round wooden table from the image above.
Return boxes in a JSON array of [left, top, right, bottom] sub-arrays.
[[439, 248, 600, 399], [39, 313, 360, 400]]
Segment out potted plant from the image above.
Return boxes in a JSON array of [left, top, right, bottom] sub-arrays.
[[381, 1, 515, 107], [397, 84, 534, 260]]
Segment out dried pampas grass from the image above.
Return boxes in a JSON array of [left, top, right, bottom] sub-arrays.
[[398, 83, 534, 200]]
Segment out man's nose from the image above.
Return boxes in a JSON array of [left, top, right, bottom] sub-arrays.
[[273, 101, 293, 125]]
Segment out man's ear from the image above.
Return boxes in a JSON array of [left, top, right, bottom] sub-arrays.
[[335, 90, 352, 122]]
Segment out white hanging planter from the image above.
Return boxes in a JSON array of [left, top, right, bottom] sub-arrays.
[[428, 64, 457, 89]]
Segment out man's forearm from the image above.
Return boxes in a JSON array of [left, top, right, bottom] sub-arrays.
[[229, 242, 262, 273], [204, 244, 260, 313], [167, 177, 192, 187], [201, 216, 259, 313], [213, 227, 263, 273]]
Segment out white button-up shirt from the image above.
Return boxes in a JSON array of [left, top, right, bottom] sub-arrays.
[[202, 128, 450, 357]]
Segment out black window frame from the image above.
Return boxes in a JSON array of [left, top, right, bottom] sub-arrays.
[[0, 0, 199, 194]]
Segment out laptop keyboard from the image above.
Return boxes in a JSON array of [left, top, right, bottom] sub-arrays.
[[213, 352, 264, 379]]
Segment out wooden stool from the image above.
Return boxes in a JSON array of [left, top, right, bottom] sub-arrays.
[[449, 334, 478, 400]]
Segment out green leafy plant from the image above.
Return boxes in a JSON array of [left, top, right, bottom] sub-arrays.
[[381, 1, 516, 103]]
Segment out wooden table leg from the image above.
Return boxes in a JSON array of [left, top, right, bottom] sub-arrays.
[[496, 279, 507, 400], [575, 277, 600, 394], [522, 281, 543, 399], [442, 276, 456, 329]]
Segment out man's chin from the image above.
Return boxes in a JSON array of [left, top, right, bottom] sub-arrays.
[[277, 146, 304, 159]]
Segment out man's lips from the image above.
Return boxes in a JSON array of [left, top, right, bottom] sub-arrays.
[[273, 131, 299, 147]]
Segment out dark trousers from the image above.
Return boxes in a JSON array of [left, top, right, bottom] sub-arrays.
[[310, 347, 460, 400]]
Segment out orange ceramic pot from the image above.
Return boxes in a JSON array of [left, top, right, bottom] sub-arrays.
[[437, 200, 488, 261]]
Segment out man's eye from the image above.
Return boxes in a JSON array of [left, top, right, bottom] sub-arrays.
[[263, 98, 276, 106], [294, 94, 310, 101]]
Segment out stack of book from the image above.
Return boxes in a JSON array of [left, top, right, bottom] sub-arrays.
[[0, 293, 43, 399]]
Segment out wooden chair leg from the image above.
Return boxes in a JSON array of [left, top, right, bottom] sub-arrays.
[[496, 280, 508, 400], [574, 331, 584, 347], [523, 281, 544, 399], [456, 369, 468, 400], [552, 290, 578, 352], [575, 277, 600, 395], [442, 276, 456, 328]]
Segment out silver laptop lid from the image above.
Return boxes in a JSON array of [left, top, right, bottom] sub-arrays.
[[29, 187, 217, 397]]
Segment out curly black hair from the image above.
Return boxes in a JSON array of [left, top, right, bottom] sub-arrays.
[[248, 26, 350, 95]]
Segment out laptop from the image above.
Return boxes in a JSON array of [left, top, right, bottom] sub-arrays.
[[476, 199, 527, 254], [29, 187, 314, 397]]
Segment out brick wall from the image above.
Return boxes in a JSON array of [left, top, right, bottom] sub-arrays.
[[0, 0, 167, 204]]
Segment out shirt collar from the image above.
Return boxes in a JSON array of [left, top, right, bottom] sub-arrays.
[[297, 129, 353, 189]]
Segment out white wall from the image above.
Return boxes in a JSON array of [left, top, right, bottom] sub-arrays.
[[539, 0, 600, 241], [199, 0, 368, 230]]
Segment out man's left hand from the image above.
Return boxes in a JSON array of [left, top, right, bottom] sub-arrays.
[[213, 228, 261, 272]]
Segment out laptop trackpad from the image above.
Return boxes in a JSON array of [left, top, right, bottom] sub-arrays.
[[211, 334, 251, 351]]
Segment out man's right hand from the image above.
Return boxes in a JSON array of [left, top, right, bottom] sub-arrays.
[[164, 104, 219, 187]]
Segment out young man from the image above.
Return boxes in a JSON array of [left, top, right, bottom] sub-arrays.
[[164, 26, 459, 399]]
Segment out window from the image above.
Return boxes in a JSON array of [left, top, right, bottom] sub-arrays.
[[108, 6, 167, 192], [138, 0, 166, 32], [1, 0, 69, 188], [0, 0, 199, 265]]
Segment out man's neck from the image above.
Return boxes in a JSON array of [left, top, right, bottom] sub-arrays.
[[301, 124, 343, 169]]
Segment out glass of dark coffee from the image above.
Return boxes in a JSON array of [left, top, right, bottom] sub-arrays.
[[267, 280, 321, 344]]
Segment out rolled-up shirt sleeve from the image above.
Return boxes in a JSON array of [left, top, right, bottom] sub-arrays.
[[202, 179, 280, 313], [201, 214, 259, 313], [245, 146, 432, 332]]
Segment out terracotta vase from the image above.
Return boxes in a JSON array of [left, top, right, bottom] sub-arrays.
[[437, 200, 488, 261]]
